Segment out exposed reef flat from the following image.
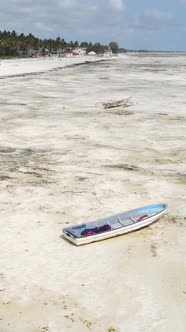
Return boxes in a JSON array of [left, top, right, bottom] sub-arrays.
[[0, 53, 186, 331]]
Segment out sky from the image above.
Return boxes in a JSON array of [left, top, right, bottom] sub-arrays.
[[1, 0, 186, 51]]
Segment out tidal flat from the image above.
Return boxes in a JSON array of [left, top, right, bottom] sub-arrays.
[[0, 53, 186, 332]]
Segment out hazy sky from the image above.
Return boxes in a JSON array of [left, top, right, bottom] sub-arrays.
[[1, 0, 186, 51]]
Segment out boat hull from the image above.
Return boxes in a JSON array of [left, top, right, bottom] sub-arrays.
[[63, 203, 167, 246]]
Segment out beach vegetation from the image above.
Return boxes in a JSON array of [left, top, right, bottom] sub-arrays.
[[107, 328, 118, 332], [0, 29, 119, 58], [82, 319, 92, 329], [86, 41, 107, 54], [109, 41, 119, 54]]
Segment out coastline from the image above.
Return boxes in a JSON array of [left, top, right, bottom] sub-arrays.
[[0, 55, 113, 79]]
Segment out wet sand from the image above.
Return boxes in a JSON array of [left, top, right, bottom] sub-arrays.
[[0, 53, 186, 331]]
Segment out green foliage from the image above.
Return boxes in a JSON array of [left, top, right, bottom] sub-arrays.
[[86, 42, 107, 54], [109, 41, 119, 53], [0, 30, 119, 58]]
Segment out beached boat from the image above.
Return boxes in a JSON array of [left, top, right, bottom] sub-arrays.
[[63, 203, 167, 246]]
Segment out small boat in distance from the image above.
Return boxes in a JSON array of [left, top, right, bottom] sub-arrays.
[[63, 203, 167, 246]]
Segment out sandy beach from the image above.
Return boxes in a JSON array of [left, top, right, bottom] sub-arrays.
[[0, 53, 186, 332], [0, 55, 108, 78]]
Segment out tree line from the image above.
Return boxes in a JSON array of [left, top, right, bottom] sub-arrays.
[[0, 30, 120, 57]]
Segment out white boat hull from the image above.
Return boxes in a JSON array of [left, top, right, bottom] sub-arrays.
[[63, 203, 167, 246]]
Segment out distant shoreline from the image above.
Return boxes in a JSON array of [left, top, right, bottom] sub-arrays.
[[0, 55, 114, 79]]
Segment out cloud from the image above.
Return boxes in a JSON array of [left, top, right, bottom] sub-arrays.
[[109, 0, 126, 12], [143, 8, 174, 22], [125, 7, 175, 33], [2, 0, 183, 51], [34, 22, 54, 32], [58, 0, 77, 9], [0, 0, 127, 41], [11, 0, 33, 3]]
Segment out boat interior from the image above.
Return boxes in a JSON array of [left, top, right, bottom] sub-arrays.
[[64, 204, 166, 238]]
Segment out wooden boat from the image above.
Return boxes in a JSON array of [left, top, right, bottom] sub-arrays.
[[62, 203, 167, 246]]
